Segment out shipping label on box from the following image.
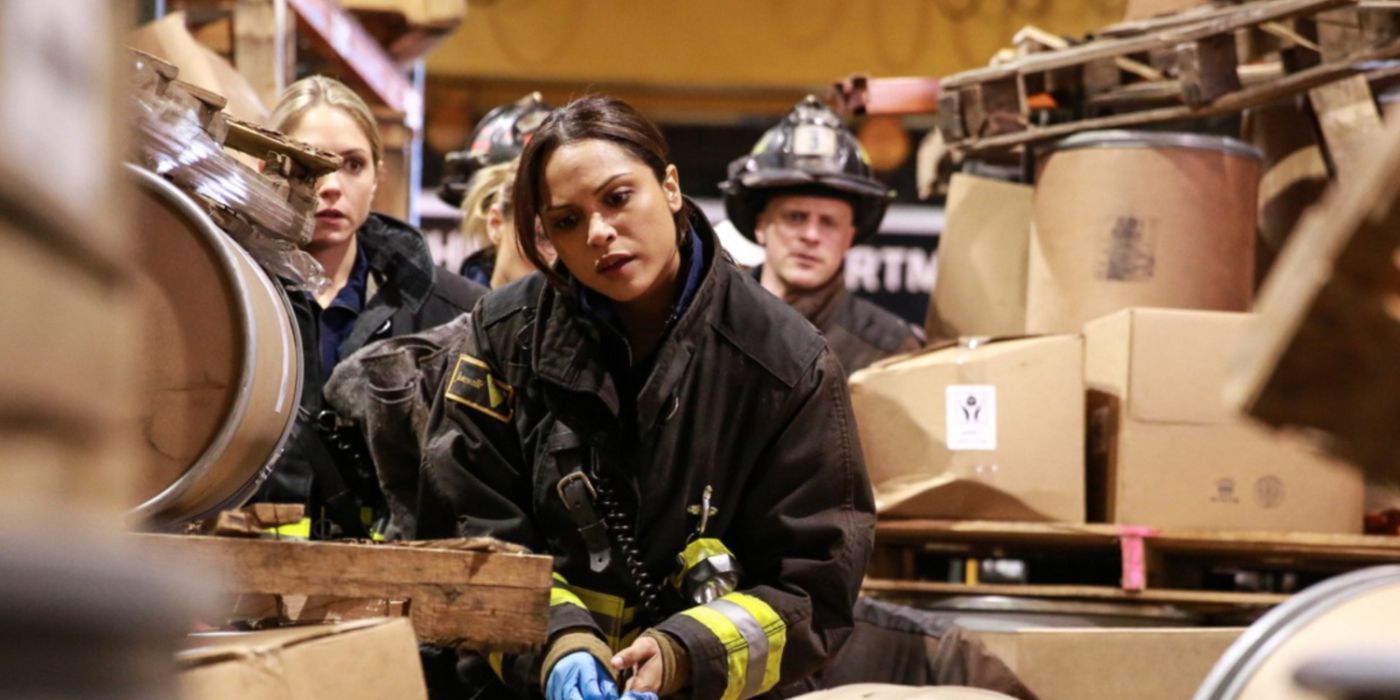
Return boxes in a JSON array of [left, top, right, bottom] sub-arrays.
[[946, 385, 997, 451]]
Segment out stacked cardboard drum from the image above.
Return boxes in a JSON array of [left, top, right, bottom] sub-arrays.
[[127, 165, 301, 526], [1027, 130, 1262, 334]]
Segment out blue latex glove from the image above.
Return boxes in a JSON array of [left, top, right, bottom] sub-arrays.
[[546, 651, 618, 700]]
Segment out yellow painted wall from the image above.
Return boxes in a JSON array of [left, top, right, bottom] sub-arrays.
[[428, 0, 1127, 89]]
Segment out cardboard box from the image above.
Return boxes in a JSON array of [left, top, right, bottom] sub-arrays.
[[1085, 308, 1364, 533], [177, 618, 428, 700], [129, 12, 269, 123], [850, 336, 1085, 523], [973, 627, 1244, 700], [925, 174, 1033, 342]]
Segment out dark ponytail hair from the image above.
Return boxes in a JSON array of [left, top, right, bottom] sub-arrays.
[[512, 94, 692, 286]]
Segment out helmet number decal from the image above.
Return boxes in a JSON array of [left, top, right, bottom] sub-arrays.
[[792, 124, 838, 157]]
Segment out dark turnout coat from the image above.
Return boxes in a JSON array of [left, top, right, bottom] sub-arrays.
[[771, 267, 923, 378], [257, 213, 486, 538], [418, 211, 875, 699]]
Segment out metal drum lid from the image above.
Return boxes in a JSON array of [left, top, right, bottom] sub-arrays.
[[1045, 129, 1265, 162]]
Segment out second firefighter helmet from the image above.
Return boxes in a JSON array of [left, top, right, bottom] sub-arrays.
[[721, 95, 892, 243], [439, 92, 551, 207]]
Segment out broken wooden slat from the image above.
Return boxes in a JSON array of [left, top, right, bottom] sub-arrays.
[[937, 90, 968, 143], [955, 36, 1400, 153], [960, 77, 1027, 139], [134, 534, 553, 652], [1011, 0, 1351, 77], [1176, 33, 1243, 106], [223, 116, 341, 176], [1013, 25, 1165, 82], [1227, 104, 1400, 485], [1308, 73, 1386, 180], [1318, 6, 1400, 59]]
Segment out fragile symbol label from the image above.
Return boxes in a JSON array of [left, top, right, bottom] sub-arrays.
[[946, 385, 997, 451]]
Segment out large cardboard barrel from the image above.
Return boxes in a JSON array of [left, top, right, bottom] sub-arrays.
[[1194, 566, 1400, 699], [1027, 131, 1262, 334], [126, 165, 301, 526]]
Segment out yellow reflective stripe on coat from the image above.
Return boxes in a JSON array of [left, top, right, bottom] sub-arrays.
[[550, 573, 586, 610], [551, 573, 638, 651], [672, 538, 736, 588], [725, 592, 786, 694], [267, 517, 312, 539], [487, 651, 505, 680], [679, 592, 787, 699], [572, 585, 637, 652]]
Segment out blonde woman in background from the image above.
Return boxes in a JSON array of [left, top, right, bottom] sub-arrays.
[[251, 75, 486, 541], [440, 93, 555, 287], [459, 159, 557, 288]]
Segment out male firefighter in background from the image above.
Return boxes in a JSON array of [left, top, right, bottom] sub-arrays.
[[722, 96, 922, 376]]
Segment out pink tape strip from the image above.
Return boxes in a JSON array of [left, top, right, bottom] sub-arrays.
[[1117, 526, 1160, 592]]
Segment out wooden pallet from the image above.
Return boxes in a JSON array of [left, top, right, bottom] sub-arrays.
[[133, 534, 552, 653], [935, 0, 1400, 154], [868, 519, 1400, 614], [129, 47, 340, 248]]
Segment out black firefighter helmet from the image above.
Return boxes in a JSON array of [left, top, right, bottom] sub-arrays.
[[438, 92, 551, 207], [720, 95, 892, 243]]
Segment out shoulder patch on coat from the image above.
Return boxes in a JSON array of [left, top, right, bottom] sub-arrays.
[[445, 354, 514, 422]]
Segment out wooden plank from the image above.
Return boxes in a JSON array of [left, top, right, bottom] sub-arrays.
[[223, 116, 341, 175], [1012, 0, 1352, 75], [234, 0, 295, 109], [1013, 25, 1165, 81], [936, 91, 967, 142], [1309, 73, 1386, 181], [862, 578, 1289, 609], [876, 519, 1125, 547], [940, 64, 1017, 91], [1176, 33, 1242, 107], [956, 36, 1400, 153], [1318, 6, 1400, 60], [877, 519, 1400, 561], [133, 534, 552, 652], [1098, 1, 1259, 38], [1152, 530, 1400, 561], [1085, 61, 1285, 108]]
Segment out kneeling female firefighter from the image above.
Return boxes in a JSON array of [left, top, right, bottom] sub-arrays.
[[417, 95, 875, 699]]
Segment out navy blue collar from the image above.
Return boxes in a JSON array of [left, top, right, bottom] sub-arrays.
[[328, 245, 371, 312], [578, 226, 706, 339]]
